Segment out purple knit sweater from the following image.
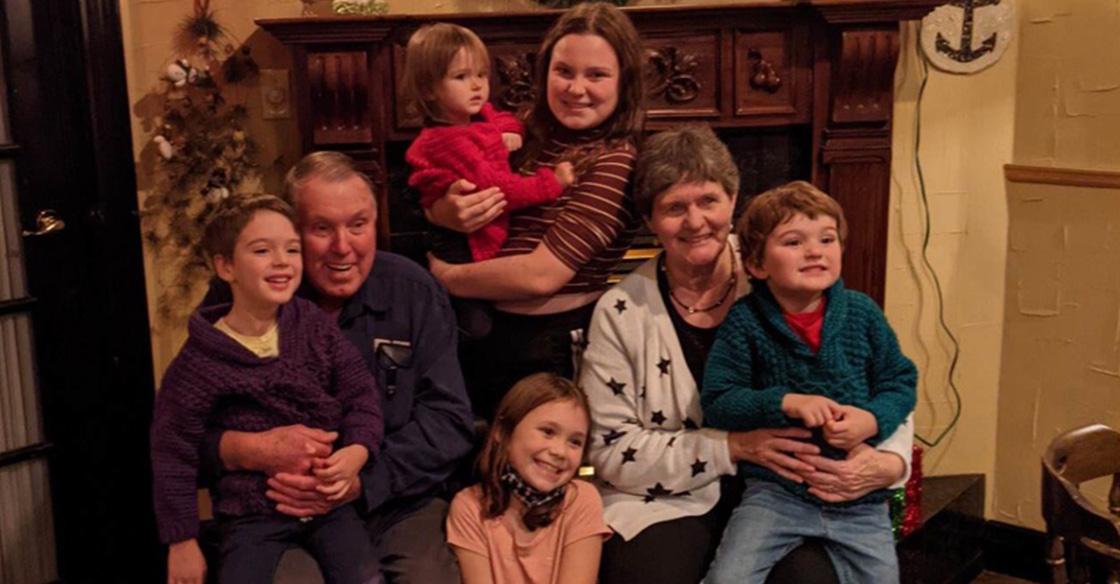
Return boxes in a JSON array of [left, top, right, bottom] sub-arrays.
[[150, 296, 383, 544]]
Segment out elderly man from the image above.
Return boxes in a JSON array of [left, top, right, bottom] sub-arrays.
[[203, 151, 475, 583]]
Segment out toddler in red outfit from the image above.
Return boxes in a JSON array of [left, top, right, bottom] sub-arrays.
[[401, 23, 575, 338]]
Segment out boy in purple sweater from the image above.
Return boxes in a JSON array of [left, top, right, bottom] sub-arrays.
[[151, 194, 383, 584]]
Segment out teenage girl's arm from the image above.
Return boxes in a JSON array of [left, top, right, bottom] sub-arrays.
[[428, 145, 637, 300], [429, 242, 576, 300]]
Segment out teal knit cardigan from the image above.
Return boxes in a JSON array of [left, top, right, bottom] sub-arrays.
[[701, 279, 917, 503]]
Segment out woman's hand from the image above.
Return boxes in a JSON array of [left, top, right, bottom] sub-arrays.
[[727, 428, 819, 483], [796, 443, 906, 503], [425, 179, 506, 233]]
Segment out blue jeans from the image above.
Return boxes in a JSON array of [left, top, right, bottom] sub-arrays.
[[705, 480, 897, 584]]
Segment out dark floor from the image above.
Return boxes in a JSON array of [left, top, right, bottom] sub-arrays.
[[971, 571, 1038, 584]]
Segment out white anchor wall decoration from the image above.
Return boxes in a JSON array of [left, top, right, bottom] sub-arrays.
[[920, 0, 1015, 74]]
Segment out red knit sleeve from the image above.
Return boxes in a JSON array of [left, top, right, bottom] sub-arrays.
[[480, 102, 523, 136], [407, 124, 563, 210]]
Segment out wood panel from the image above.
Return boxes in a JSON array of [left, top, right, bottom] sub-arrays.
[[643, 30, 722, 119], [307, 51, 373, 144], [733, 23, 811, 122]]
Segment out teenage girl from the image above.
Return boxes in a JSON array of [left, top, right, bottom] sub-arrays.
[[426, 3, 646, 420], [446, 373, 610, 584]]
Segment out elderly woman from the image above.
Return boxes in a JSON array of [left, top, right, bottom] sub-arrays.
[[579, 125, 914, 584]]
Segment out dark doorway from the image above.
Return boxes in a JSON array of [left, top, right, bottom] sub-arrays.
[[0, 0, 159, 581]]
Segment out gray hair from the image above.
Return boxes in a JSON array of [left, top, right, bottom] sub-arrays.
[[633, 124, 739, 219], [283, 151, 376, 207]]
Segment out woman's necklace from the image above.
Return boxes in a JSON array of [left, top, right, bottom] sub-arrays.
[[664, 245, 738, 315]]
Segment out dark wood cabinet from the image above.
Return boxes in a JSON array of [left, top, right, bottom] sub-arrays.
[[258, 0, 939, 304]]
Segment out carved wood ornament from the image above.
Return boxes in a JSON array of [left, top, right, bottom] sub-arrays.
[[747, 48, 782, 93], [646, 46, 701, 104], [496, 52, 536, 111]]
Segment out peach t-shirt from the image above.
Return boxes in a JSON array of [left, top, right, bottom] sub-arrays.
[[446, 479, 611, 584]]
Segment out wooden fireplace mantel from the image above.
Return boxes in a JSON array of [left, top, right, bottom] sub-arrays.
[[257, 0, 940, 304]]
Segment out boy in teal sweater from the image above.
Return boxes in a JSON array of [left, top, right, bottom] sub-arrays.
[[701, 181, 916, 584]]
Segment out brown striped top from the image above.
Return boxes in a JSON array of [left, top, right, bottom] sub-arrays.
[[498, 134, 639, 294]]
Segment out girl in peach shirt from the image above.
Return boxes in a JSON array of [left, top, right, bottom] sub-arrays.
[[446, 373, 610, 584]]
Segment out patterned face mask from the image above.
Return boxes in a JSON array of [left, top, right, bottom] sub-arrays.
[[500, 464, 567, 509]]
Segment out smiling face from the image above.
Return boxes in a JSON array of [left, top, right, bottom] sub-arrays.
[[649, 180, 737, 271], [506, 398, 588, 492], [295, 174, 377, 309], [546, 33, 620, 131], [434, 46, 490, 125], [214, 209, 302, 313], [747, 212, 842, 312]]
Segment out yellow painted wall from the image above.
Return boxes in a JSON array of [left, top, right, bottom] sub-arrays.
[[993, 0, 1120, 530], [885, 21, 1015, 515]]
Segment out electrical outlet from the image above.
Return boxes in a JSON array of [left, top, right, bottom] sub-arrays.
[[260, 69, 291, 120]]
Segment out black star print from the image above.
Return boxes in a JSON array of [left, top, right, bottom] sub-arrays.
[[650, 410, 666, 426], [683, 418, 699, 430], [691, 458, 708, 477], [606, 378, 626, 396], [657, 357, 671, 376], [614, 299, 627, 314], [621, 447, 637, 464], [643, 482, 673, 503], [667, 436, 677, 448], [602, 429, 627, 446], [640, 385, 647, 399]]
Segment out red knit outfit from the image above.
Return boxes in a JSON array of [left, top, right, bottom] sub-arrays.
[[406, 103, 564, 261]]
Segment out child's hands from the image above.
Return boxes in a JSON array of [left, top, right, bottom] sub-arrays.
[[167, 538, 206, 584], [781, 394, 843, 428], [313, 444, 368, 501], [502, 132, 523, 152], [554, 162, 576, 188], [823, 405, 878, 450]]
